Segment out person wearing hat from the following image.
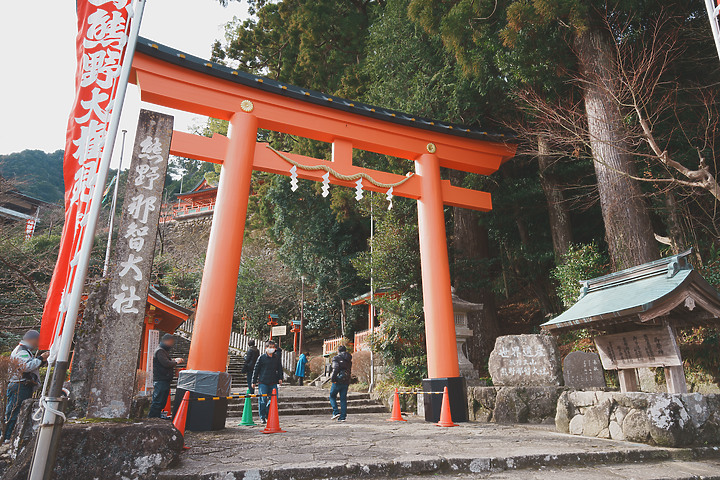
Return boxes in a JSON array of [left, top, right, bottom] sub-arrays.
[[4, 330, 48, 441], [148, 334, 184, 418], [242, 339, 260, 394]]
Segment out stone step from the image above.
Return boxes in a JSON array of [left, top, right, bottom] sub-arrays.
[[227, 405, 389, 416], [371, 459, 720, 480], [226, 397, 380, 409], [226, 398, 380, 410]]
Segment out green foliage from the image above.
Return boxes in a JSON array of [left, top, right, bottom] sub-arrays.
[[699, 245, 720, 289], [0, 150, 64, 203], [370, 292, 428, 385], [233, 236, 301, 336], [164, 156, 217, 200], [259, 175, 368, 333], [680, 328, 720, 387], [552, 243, 609, 308], [215, 0, 383, 97], [352, 197, 420, 292]]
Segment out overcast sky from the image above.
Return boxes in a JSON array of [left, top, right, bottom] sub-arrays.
[[0, 0, 249, 167]]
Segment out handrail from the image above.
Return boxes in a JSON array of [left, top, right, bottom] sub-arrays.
[[323, 335, 345, 356], [353, 325, 382, 352]]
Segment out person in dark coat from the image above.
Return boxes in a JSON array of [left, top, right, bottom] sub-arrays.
[[329, 345, 352, 422], [243, 340, 260, 394], [251, 340, 283, 423], [148, 334, 184, 418]]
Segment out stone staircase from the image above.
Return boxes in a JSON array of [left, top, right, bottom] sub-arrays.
[[226, 386, 387, 417], [169, 336, 247, 390], [165, 339, 385, 417]]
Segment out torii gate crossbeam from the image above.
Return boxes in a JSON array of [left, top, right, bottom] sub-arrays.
[[130, 39, 516, 429]]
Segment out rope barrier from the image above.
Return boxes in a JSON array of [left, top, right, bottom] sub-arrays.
[[182, 390, 445, 402], [396, 390, 445, 395], [188, 393, 271, 402], [267, 145, 414, 188]]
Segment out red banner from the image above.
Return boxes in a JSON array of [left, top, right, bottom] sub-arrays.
[[40, 0, 133, 349], [24, 218, 37, 241]]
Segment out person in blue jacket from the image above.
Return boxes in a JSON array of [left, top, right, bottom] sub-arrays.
[[295, 352, 308, 386]]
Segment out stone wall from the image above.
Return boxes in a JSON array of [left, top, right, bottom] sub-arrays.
[[468, 386, 565, 424], [3, 399, 182, 480], [556, 391, 720, 447], [374, 388, 417, 414]]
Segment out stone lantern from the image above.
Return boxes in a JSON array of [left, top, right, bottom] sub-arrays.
[[451, 289, 483, 381]]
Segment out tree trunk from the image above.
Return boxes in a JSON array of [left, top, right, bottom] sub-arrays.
[[575, 28, 659, 269], [663, 192, 687, 255], [538, 137, 573, 259], [450, 174, 500, 365]]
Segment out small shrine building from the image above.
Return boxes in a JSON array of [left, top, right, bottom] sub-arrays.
[[541, 250, 720, 394]]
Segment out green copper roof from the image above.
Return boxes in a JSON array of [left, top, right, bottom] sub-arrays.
[[541, 250, 720, 331]]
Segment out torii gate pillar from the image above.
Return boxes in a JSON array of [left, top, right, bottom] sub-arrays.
[[175, 111, 257, 430], [416, 152, 467, 422], [416, 153, 460, 379]]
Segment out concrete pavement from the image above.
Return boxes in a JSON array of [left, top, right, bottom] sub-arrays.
[[158, 412, 720, 480]]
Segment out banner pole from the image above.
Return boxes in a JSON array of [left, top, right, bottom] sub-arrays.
[[28, 2, 147, 478], [704, 0, 720, 63], [102, 129, 128, 277]]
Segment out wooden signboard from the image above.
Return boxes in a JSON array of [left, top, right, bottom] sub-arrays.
[[594, 325, 682, 370], [272, 325, 287, 336]]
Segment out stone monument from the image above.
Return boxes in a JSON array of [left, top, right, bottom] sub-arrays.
[[468, 334, 564, 424], [562, 351, 606, 390], [70, 110, 174, 418], [488, 334, 562, 386]]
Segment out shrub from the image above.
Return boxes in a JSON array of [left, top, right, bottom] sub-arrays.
[[552, 243, 609, 308], [352, 350, 371, 384], [370, 292, 428, 386], [308, 355, 326, 378]]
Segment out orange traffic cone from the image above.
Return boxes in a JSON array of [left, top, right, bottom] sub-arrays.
[[173, 391, 190, 436], [435, 386, 457, 427], [387, 388, 407, 422], [262, 388, 286, 434], [162, 392, 172, 418]]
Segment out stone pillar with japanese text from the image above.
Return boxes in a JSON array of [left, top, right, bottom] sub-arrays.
[[85, 110, 173, 418]]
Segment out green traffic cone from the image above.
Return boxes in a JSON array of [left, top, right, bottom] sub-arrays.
[[238, 389, 256, 426]]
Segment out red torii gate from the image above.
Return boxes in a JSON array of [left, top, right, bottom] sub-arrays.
[[130, 39, 516, 428]]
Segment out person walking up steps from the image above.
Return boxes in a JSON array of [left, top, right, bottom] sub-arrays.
[[252, 340, 283, 423], [329, 345, 352, 422], [243, 340, 260, 394], [295, 351, 308, 386]]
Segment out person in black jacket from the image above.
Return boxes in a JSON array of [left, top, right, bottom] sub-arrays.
[[252, 340, 283, 423], [329, 345, 352, 422], [243, 340, 260, 394], [148, 334, 184, 418]]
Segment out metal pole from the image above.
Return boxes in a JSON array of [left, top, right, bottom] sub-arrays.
[[704, 0, 720, 63], [28, 2, 146, 478], [102, 129, 127, 276], [369, 192, 375, 392]]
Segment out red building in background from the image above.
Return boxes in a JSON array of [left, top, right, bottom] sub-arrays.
[[161, 178, 218, 223]]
